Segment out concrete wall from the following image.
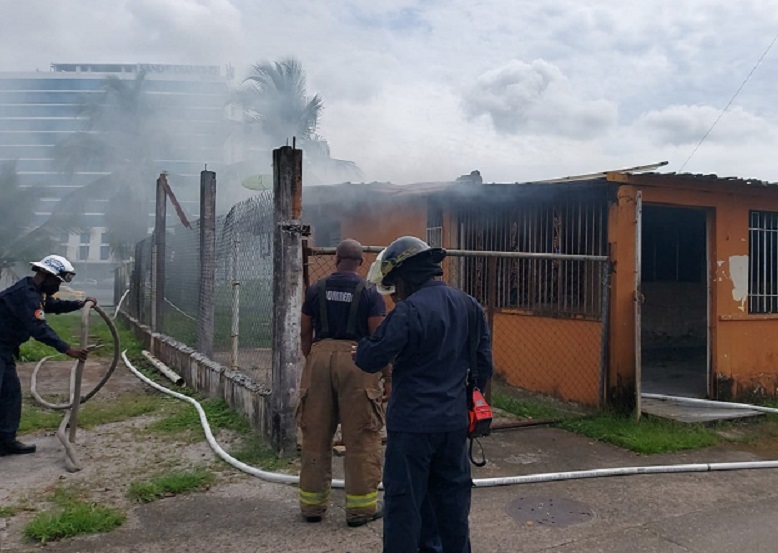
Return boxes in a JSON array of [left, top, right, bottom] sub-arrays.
[[120, 312, 271, 434], [607, 174, 778, 403], [493, 312, 602, 405]]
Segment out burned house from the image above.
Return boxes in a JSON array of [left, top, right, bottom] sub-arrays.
[[303, 166, 778, 410]]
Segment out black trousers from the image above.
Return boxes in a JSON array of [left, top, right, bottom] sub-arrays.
[[0, 349, 21, 441], [383, 429, 472, 553]]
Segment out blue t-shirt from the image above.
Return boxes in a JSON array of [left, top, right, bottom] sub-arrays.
[[302, 272, 386, 342]]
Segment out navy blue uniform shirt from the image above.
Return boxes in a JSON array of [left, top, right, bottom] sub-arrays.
[[355, 280, 493, 433], [0, 277, 82, 356], [302, 272, 386, 342]]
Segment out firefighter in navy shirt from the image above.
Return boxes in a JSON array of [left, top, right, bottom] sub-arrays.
[[0, 255, 94, 457], [298, 239, 390, 527], [355, 236, 493, 553]]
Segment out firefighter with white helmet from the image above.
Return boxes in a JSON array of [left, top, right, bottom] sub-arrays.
[[0, 255, 97, 456]]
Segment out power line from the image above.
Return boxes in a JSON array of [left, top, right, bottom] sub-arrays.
[[679, 30, 778, 173]]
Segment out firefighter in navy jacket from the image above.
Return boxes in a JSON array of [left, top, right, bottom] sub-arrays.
[[0, 255, 94, 456], [354, 236, 493, 553]]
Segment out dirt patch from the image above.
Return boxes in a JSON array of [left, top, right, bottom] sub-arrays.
[[17, 359, 143, 400], [0, 359, 252, 551]]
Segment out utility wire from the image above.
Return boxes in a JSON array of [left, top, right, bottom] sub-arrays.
[[679, 31, 778, 173]]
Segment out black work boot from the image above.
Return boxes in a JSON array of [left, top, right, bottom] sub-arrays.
[[347, 500, 384, 528], [0, 440, 36, 456]]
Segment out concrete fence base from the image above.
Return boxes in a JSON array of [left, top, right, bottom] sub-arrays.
[[119, 311, 271, 435]]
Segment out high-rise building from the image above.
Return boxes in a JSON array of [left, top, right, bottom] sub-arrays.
[[0, 63, 232, 287]]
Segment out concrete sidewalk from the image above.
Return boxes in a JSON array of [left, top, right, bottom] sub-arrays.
[[26, 426, 778, 553]]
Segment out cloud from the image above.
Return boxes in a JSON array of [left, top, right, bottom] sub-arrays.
[[462, 59, 617, 139], [634, 104, 772, 146], [125, 0, 244, 63], [2, 0, 778, 184]]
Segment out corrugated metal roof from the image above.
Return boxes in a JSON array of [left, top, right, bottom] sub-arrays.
[[302, 161, 778, 207], [622, 171, 777, 187]]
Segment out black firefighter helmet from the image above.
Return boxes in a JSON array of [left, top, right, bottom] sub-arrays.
[[367, 236, 446, 289]]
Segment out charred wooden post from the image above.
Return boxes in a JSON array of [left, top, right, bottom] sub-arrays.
[[197, 170, 217, 358], [270, 145, 304, 456], [151, 174, 168, 333]]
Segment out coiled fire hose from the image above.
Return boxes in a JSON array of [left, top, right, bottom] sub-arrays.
[[30, 303, 120, 472]]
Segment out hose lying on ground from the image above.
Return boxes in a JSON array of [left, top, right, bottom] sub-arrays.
[[31, 304, 120, 472], [122, 351, 778, 488]]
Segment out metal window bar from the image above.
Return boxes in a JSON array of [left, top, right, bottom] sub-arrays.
[[453, 194, 607, 318], [307, 246, 608, 320], [749, 210, 778, 314]]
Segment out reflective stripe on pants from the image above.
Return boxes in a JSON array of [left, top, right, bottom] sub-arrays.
[[297, 339, 384, 520]]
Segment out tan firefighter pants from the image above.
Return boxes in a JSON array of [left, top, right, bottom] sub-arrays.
[[296, 339, 384, 522]]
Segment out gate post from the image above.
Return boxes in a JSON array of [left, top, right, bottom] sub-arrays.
[[270, 145, 304, 456]]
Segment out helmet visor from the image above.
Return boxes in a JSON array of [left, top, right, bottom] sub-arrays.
[[367, 249, 395, 295], [59, 272, 75, 283]]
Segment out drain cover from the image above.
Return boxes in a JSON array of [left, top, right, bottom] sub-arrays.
[[505, 496, 594, 528]]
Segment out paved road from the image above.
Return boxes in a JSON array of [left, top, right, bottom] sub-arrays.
[[24, 426, 778, 553]]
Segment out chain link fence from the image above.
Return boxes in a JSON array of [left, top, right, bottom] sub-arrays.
[[120, 191, 275, 385], [305, 245, 611, 407]]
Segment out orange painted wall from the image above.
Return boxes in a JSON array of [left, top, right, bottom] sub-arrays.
[[493, 312, 602, 404], [608, 174, 778, 401], [305, 197, 427, 309], [339, 199, 427, 248]]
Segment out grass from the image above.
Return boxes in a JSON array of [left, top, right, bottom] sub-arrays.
[[23, 487, 125, 543], [0, 504, 34, 518], [229, 438, 285, 470], [18, 311, 169, 437], [149, 396, 287, 470], [491, 389, 574, 421], [127, 467, 215, 503], [161, 280, 272, 350], [559, 413, 720, 454], [19, 393, 179, 435], [149, 397, 251, 435], [18, 310, 141, 362], [491, 385, 722, 454]]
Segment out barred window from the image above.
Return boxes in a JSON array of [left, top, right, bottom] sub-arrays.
[[749, 211, 778, 314], [455, 191, 607, 319], [426, 202, 443, 247]]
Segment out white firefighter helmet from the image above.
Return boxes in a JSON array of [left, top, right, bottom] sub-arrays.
[[30, 255, 76, 282], [367, 249, 395, 296]]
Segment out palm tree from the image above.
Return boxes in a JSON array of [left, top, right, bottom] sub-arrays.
[[52, 71, 169, 259], [232, 58, 362, 185], [0, 164, 55, 282]]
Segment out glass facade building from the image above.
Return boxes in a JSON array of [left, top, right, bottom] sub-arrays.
[[0, 63, 231, 282]]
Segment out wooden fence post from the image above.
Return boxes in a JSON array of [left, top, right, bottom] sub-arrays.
[[270, 145, 304, 456], [197, 170, 217, 358], [151, 174, 167, 333]]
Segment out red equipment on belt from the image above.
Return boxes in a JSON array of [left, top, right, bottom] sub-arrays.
[[468, 388, 493, 439]]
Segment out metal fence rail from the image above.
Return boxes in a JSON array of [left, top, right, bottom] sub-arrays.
[[305, 245, 611, 407]]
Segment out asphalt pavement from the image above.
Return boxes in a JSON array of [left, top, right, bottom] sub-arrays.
[[31, 425, 778, 553]]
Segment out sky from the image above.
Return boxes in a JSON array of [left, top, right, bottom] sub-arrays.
[[2, 0, 778, 185]]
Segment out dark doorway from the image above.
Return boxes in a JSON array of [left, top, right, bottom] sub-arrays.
[[640, 205, 708, 397]]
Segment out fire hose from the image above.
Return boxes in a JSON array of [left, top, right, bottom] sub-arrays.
[[121, 351, 778, 489], [30, 303, 121, 472]]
